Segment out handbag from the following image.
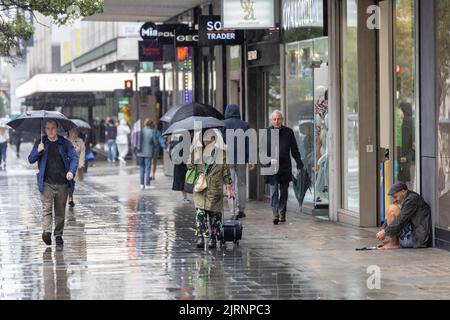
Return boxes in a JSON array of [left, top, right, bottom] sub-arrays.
[[194, 172, 208, 192], [86, 151, 95, 161], [184, 166, 197, 194]]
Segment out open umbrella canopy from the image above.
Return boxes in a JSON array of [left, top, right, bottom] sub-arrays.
[[70, 119, 91, 131], [160, 102, 224, 124], [292, 167, 311, 206], [7, 110, 77, 134], [162, 116, 225, 136]]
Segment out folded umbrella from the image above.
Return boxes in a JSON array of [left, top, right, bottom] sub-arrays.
[[162, 116, 225, 136], [292, 166, 311, 207], [160, 102, 224, 124]]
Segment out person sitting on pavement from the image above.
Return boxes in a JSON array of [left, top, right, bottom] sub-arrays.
[[222, 103, 256, 220], [264, 110, 304, 225], [376, 182, 432, 249], [28, 119, 79, 246], [67, 127, 86, 207], [189, 130, 233, 249]]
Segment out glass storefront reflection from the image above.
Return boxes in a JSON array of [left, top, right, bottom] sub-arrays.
[[286, 36, 328, 207], [437, 0, 450, 230], [394, 0, 417, 190], [341, 0, 359, 213]]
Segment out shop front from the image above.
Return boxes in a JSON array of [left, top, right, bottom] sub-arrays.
[[283, 0, 329, 215]]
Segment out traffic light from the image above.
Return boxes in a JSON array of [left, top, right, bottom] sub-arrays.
[[124, 80, 133, 97]]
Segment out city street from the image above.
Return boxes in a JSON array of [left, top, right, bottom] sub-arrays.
[[1, 143, 450, 300]]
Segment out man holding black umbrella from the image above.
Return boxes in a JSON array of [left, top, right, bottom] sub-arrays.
[[28, 119, 79, 246]]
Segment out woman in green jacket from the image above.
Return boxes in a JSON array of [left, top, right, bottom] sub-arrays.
[[189, 130, 232, 249]]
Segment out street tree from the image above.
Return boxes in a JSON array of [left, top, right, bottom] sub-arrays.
[[0, 0, 104, 61]]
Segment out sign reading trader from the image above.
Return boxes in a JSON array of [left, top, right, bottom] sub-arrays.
[[199, 15, 243, 46]]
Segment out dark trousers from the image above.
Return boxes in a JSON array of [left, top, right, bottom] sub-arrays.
[[269, 183, 289, 217]]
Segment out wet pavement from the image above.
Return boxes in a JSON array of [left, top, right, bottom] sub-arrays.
[[2, 143, 450, 300]]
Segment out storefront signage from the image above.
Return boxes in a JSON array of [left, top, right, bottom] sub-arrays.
[[198, 15, 243, 46], [175, 29, 199, 47], [222, 0, 275, 29], [138, 40, 163, 62], [140, 22, 190, 44], [248, 50, 258, 60], [282, 0, 324, 30]]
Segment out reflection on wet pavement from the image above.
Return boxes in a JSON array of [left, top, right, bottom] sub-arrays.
[[2, 144, 450, 300]]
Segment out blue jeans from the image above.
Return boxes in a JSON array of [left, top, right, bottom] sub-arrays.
[[398, 223, 414, 248], [0, 142, 7, 164], [269, 183, 289, 217], [107, 139, 117, 161], [139, 157, 152, 186]]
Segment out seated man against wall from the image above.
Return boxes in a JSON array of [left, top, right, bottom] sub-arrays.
[[376, 182, 432, 249]]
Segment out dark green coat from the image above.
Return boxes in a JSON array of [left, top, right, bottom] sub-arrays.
[[188, 158, 231, 213]]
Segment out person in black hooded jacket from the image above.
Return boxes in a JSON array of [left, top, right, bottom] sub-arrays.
[[222, 104, 255, 219]]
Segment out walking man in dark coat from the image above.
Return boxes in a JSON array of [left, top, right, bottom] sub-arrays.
[[265, 110, 303, 224]]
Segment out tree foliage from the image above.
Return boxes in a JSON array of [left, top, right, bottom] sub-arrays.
[[0, 0, 103, 61]]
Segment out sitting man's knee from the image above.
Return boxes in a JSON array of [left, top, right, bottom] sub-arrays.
[[386, 204, 401, 222]]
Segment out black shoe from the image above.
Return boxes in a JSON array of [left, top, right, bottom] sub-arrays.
[[42, 232, 52, 245], [208, 237, 217, 249], [68, 200, 75, 207], [280, 214, 286, 222], [196, 237, 205, 249], [273, 217, 279, 225], [55, 236, 64, 246], [237, 211, 246, 219]]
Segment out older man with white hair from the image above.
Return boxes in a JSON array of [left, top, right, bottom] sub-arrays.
[[265, 110, 303, 225]]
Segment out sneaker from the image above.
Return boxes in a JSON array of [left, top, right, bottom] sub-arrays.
[[140, 185, 145, 190], [68, 200, 75, 207], [237, 211, 246, 219], [145, 185, 156, 190], [182, 198, 191, 203], [42, 232, 52, 245], [55, 236, 64, 246], [280, 214, 286, 222], [273, 217, 279, 225], [208, 237, 217, 249], [196, 237, 205, 249]]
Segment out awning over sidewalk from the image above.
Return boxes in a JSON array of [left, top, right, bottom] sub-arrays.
[[16, 72, 161, 98]]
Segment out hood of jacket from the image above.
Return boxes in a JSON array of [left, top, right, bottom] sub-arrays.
[[224, 104, 241, 120]]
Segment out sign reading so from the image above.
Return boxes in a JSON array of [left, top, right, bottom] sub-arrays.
[[198, 15, 243, 46]]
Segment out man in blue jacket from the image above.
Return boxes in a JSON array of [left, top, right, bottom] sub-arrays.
[[223, 104, 255, 220], [28, 119, 79, 246]]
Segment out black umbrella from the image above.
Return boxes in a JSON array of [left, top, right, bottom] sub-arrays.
[[70, 119, 91, 132], [7, 110, 77, 136], [292, 167, 311, 207], [160, 102, 224, 124], [162, 116, 225, 136]]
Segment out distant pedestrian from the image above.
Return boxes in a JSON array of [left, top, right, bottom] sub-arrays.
[[265, 110, 303, 225], [170, 134, 190, 203], [0, 126, 9, 169], [105, 118, 117, 163], [28, 119, 79, 246], [136, 118, 159, 190], [117, 119, 131, 165], [222, 103, 256, 220], [67, 127, 86, 207], [11, 129, 22, 158], [150, 126, 166, 181]]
